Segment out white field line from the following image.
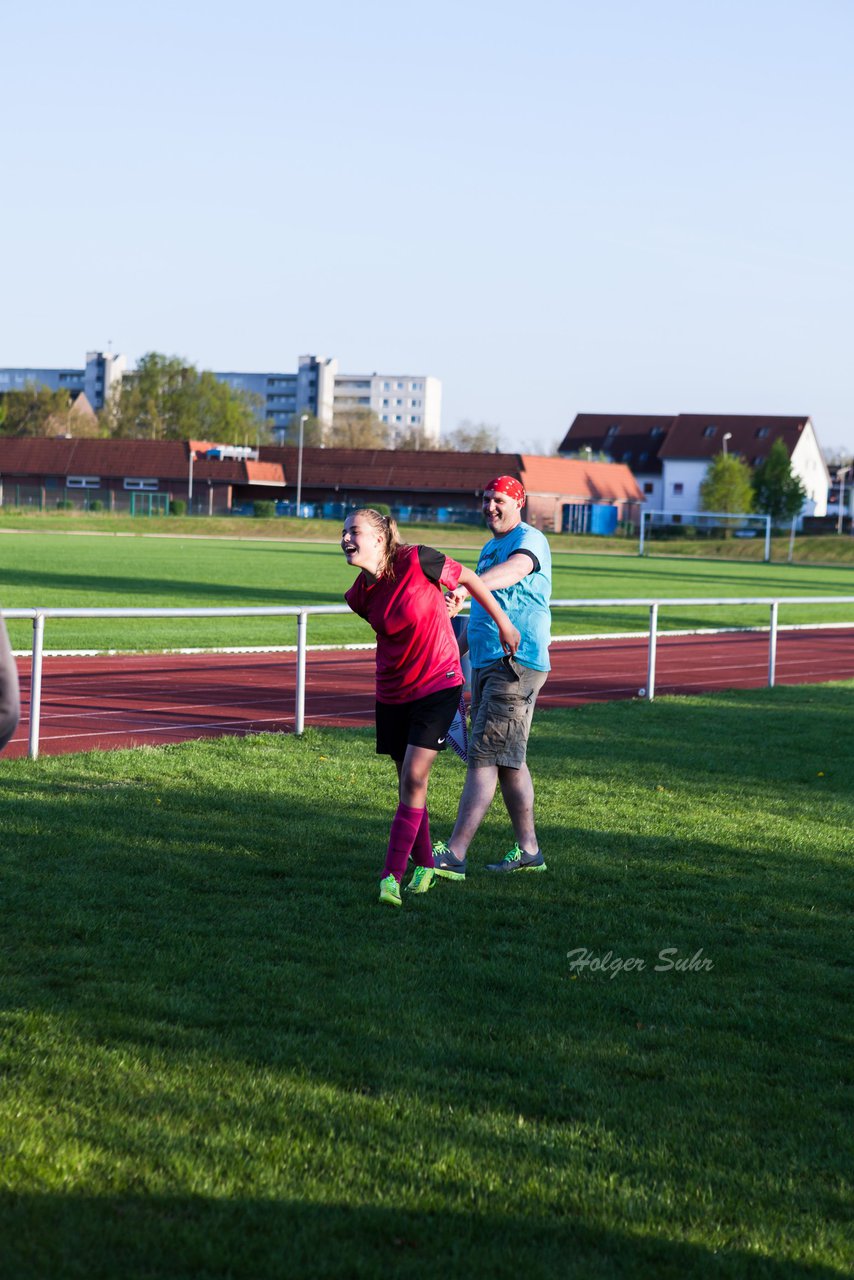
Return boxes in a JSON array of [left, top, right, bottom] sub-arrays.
[[13, 620, 854, 660]]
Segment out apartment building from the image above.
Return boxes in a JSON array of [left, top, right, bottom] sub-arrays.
[[0, 351, 127, 411], [1, 351, 442, 442]]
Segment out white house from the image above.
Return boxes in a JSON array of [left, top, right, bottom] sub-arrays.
[[559, 413, 829, 520]]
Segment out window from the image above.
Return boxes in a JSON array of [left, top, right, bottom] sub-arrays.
[[605, 425, 619, 438], [755, 427, 770, 438], [411, 415, 421, 424], [650, 426, 665, 438], [383, 381, 391, 390], [382, 399, 389, 406], [410, 381, 421, 390], [395, 399, 403, 406], [622, 451, 632, 462], [643, 482, 654, 494], [124, 478, 159, 491], [703, 426, 716, 437], [672, 514, 683, 524], [67, 476, 100, 488], [638, 451, 649, 463], [395, 415, 402, 422], [673, 483, 684, 495]]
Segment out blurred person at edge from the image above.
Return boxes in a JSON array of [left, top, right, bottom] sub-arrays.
[[0, 612, 20, 751]]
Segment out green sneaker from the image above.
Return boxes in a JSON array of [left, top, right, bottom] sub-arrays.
[[485, 842, 546, 873], [432, 839, 467, 881], [379, 874, 402, 907], [405, 865, 436, 894]]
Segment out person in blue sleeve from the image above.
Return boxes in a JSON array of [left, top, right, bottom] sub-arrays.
[[433, 475, 551, 877]]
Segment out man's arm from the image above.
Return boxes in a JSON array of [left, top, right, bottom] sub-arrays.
[[446, 551, 534, 615], [455, 565, 520, 654]]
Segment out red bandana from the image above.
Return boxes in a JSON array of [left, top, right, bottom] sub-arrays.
[[484, 475, 526, 503]]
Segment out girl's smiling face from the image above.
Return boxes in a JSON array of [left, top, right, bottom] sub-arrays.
[[341, 515, 385, 576]]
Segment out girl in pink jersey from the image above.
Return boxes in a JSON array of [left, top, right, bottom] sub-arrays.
[[342, 508, 519, 907]]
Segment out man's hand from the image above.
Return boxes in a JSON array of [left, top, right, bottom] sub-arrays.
[[499, 619, 521, 655]]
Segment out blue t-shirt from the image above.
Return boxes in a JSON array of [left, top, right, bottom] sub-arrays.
[[468, 522, 552, 671]]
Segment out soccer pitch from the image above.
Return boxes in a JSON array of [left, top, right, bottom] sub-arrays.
[[2, 530, 853, 652], [0, 686, 850, 1277]]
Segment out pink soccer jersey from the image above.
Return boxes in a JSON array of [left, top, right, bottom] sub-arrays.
[[345, 545, 464, 703]]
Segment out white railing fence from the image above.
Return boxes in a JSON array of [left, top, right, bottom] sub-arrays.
[[5, 596, 853, 759]]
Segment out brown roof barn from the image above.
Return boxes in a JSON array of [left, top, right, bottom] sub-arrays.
[[0, 437, 642, 528]]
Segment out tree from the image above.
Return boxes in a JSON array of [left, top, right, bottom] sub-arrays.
[[326, 408, 390, 449], [394, 425, 441, 451], [104, 353, 265, 444], [752, 439, 807, 524], [279, 413, 326, 447], [699, 453, 755, 517], [443, 420, 502, 452], [0, 382, 99, 437]]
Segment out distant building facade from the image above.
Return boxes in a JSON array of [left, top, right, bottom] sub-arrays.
[[217, 358, 441, 444], [559, 414, 829, 519], [1, 351, 442, 444], [0, 351, 127, 411]]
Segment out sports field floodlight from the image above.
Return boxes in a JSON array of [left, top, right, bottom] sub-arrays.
[[722, 432, 732, 456], [296, 414, 308, 516]]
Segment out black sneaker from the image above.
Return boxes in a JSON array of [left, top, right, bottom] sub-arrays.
[[485, 842, 546, 873], [432, 840, 467, 881]]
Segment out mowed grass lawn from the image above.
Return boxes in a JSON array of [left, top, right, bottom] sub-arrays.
[[1, 528, 853, 651], [1, 684, 851, 1278]]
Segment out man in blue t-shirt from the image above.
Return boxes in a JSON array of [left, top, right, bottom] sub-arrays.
[[434, 475, 552, 877]]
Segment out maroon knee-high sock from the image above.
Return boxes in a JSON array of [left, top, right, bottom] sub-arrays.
[[382, 802, 425, 882], [411, 806, 434, 868]]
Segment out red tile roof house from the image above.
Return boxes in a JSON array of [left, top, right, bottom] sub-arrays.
[[559, 414, 829, 521], [0, 439, 285, 515], [0, 437, 642, 530], [257, 446, 643, 530]]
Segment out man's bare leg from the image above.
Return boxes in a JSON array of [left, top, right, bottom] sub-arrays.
[[498, 762, 538, 852], [447, 764, 499, 857]]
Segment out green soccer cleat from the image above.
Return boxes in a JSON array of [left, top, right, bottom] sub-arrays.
[[405, 865, 437, 895], [485, 842, 547, 873], [379, 874, 402, 907]]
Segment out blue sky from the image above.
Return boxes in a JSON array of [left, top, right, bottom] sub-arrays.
[[4, 0, 852, 457]]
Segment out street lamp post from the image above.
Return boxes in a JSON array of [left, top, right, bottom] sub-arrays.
[[296, 414, 308, 517], [722, 432, 732, 456]]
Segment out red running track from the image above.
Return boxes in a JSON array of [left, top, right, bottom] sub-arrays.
[[5, 628, 854, 759]]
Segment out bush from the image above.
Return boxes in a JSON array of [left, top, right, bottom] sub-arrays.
[[372, 503, 391, 517], [88, 500, 105, 512], [170, 499, 187, 517], [253, 501, 276, 519], [55, 499, 74, 510]]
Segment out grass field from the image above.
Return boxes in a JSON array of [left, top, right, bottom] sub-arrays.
[[2, 525, 853, 652], [4, 507, 854, 565], [1, 684, 851, 1278]]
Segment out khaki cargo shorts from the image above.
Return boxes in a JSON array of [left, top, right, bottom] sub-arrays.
[[469, 657, 548, 768]]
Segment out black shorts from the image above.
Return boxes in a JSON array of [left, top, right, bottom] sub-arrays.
[[376, 684, 464, 760]]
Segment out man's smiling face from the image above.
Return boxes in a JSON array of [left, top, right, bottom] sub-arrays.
[[482, 488, 523, 537]]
